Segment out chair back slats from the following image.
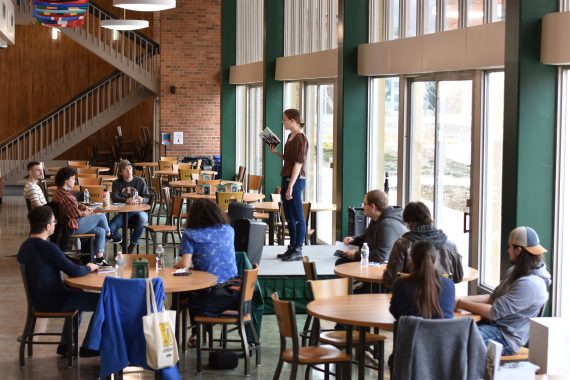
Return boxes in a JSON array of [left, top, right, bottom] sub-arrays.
[[177, 163, 193, 170], [309, 278, 350, 300], [160, 156, 178, 162], [178, 168, 196, 180], [77, 177, 102, 186], [80, 185, 106, 202], [171, 196, 184, 220], [19, 264, 34, 312], [241, 264, 259, 304], [302, 256, 317, 281], [216, 191, 245, 211], [77, 173, 97, 178], [247, 174, 263, 193], [159, 160, 177, 171], [272, 293, 297, 339], [76, 167, 98, 175], [236, 166, 246, 182], [67, 160, 89, 167]]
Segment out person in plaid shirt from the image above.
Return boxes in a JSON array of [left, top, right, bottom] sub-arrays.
[[52, 167, 115, 266]]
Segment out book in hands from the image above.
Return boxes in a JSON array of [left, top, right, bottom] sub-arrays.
[[333, 241, 359, 257], [259, 127, 281, 147]]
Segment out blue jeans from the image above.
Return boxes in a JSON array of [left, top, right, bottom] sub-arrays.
[[478, 322, 515, 355], [76, 213, 109, 255], [109, 211, 148, 245], [61, 291, 100, 347], [281, 177, 306, 248]]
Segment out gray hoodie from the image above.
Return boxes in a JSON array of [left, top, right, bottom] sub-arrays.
[[490, 262, 551, 353]]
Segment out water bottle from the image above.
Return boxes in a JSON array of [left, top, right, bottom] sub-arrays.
[[155, 244, 164, 270], [102, 189, 110, 208], [132, 190, 139, 204], [115, 250, 125, 271], [83, 188, 90, 204], [361, 243, 369, 268]]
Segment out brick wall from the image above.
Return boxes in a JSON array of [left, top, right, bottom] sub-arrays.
[[159, 0, 221, 158]]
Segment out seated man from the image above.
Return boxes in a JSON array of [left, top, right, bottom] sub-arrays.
[[52, 166, 114, 266], [23, 161, 47, 208], [456, 226, 551, 355], [337, 189, 406, 265], [17, 206, 100, 357], [109, 160, 149, 253], [383, 201, 464, 288]]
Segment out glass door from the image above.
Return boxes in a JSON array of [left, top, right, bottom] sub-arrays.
[[305, 82, 334, 243], [408, 76, 473, 266]]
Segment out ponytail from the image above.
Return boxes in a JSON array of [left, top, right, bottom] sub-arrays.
[[406, 240, 443, 319]]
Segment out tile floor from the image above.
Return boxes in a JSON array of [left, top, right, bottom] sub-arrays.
[[0, 193, 392, 379]]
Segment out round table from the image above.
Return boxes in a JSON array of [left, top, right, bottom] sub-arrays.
[[254, 201, 337, 244], [97, 203, 151, 253], [169, 179, 196, 191], [334, 262, 386, 283], [181, 192, 265, 203]]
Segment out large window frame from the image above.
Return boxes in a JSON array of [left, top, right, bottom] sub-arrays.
[[236, 84, 264, 176]]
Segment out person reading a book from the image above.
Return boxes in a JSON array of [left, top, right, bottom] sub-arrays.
[[17, 206, 100, 357], [337, 189, 407, 265], [455, 226, 551, 355], [269, 108, 309, 261]]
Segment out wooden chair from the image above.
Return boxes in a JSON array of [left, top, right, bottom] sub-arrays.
[[18, 264, 79, 368], [215, 191, 245, 212], [500, 305, 545, 362], [194, 159, 202, 169], [309, 278, 385, 380], [235, 166, 246, 182], [196, 179, 221, 190], [300, 256, 318, 346], [144, 189, 183, 256], [272, 292, 350, 380], [247, 174, 263, 193], [77, 177, 102, 186], [67, 160, 89, 167], [134, 169, 143, 177], [54, 203, 95, 261], [195, 265, 261, 376], [160, 156, 178, 162], [177, 163, 193, 170], [76, 167, 98, 175], [178, 168, 199, 181], [76, 173, 97, 179], [149, 177, 167, 224], [80, 185, 106, 203], [123, 254, 157, 268], [277, 202, 314, 245], [158, 160, 178, 171]]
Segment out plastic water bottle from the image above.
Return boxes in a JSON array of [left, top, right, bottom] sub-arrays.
[[132, 190, 139, 204], [115, 250, 125, 272], [102, 189, 110, 208], [83, 188, 90, 204], [155, 244, 164, 270], [361, 243, 369, 268]]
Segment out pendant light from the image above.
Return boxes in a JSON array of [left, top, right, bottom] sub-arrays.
[[113, 0, 175, 12], [101, 9, 149, 31]]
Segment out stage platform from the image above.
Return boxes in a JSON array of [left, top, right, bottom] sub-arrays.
[[257, 245, 337, 314]]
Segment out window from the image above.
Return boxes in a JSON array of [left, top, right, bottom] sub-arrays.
[[368, 77, 400, 205], [467, 0, 484, 27], [443, 0, 459, 31], [404, 0, 417, 37], [369, 0, 385, 43], [236, 0, 263, 65], [423, 0, 438, 34], [236, 85, 264, 176], [388, 0, 400, 39], [479, 71, 504, 289], [491, 0, 506, 21], [554, 68, 570, 317]]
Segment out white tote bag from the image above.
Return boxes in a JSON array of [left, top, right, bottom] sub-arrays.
[[142, 279, 179, 369]]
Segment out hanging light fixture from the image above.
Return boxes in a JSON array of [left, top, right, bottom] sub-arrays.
[[113, 0, 175, 12], [101, 9, 149, 31]]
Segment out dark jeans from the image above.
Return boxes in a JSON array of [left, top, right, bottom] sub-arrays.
[[280, 177, 306, 248], [184, 286, 241, 317], [61, 290, 100, 347], [109, 211, 148, 245]]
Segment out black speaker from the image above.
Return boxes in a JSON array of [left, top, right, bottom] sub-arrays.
[[233, 219, 267, 266], [228, 202, 254, 227], [348, 207, 368, 236]]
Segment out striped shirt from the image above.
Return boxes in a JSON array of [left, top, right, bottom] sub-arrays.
[[23, 181, 47, 207]]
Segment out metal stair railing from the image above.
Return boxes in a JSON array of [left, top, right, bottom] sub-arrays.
[[0, 71, 145, 180]]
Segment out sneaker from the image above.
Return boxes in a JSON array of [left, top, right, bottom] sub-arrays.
[[56, 343, 76, 356], [106, 233, 122, 244], [276, 245, 294, 259], [79, 347, 100, 358], [127, 243, 137, 254], [94, 257, 110, 266], [282, 247, 303, 261]]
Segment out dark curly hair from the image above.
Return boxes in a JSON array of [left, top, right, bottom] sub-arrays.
[[28, 206, 54, 234], [54, 167, 77, 187], [186, 199, 229, 229], [403, 201, 433, 226]]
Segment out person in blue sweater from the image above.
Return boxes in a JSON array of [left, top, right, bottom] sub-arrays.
[[389, 240, 456, 320], [17, 206, 100, 357]]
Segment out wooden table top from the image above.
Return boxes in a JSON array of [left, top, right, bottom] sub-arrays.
[[134, 162, 159, 168], [307, 294, 480, 331], [169, 180, 197, 188], [64, 267, 217, 293], [155, 169, 179, 176], [99, 175, 117, 182], [334, 262, 386, 283], [95, 203, 151, 213], [334, 262, 479, 284], [181, 192, 265, 203], [47, 166, 110, 173], [308, 294, 395, 330], [254, 201, 337, 212]]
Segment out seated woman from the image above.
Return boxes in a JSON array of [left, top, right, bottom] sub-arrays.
[[52, 167, 113, 266], [175, 198, 240, 317], [390, 240, 456, 321]]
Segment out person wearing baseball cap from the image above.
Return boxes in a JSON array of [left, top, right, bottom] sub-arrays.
[[108, 159, 150, 253], [456, 226, 551, 355]]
